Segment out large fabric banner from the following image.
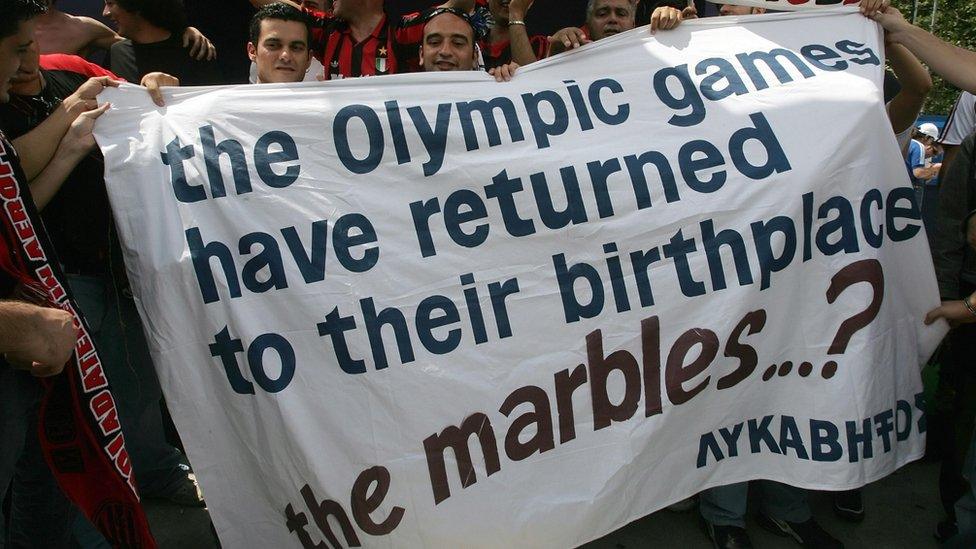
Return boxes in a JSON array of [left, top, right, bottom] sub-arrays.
[[710, 0, 860, 11], [95, 9, 946, 548]]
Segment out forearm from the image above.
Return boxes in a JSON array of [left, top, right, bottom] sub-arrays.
[[894, 26, 976, 94], [885, 43, 930, 133], [11, 107, 74, 180], [28, 147, 87, 211], [508, 22, 538, 66]]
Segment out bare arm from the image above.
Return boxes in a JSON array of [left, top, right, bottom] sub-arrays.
[[80, 16, 124, 52], [914, 164, 941, 181], [507, 0, 538, 66], [885, 42, 931, 134], [28, 103, 109, 210], [11, 76, 118, 180], [873, 7, 976, 94]]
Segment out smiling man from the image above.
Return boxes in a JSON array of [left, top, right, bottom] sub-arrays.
[[420, 9, 518, 81], [248, 3, 313, 84]]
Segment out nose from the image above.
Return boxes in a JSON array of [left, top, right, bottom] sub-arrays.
[[102, 4, 110, 17]]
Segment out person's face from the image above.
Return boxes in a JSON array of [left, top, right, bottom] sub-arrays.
[[587, 0, 635, 41], [103, 0, 138, 37], [248, 19, 311, 84], [719, 4, 763, 15], [9, 40, 41, 95], [421, 13, 476, 72], [489, 0, 510, 23], [0, 20, 36, 104]]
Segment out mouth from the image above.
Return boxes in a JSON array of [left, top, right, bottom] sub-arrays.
[[434, 60, 457, 70]]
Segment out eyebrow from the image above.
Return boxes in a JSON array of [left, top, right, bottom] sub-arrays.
[[16, 39, 34, 48]]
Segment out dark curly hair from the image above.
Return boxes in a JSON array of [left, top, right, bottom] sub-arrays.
[[115, 0, 188, 35], [0, 0, 47, 40]]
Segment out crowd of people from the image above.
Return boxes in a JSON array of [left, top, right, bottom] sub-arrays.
[[1, 0, 976, 548]]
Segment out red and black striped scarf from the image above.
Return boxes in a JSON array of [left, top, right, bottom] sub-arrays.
[[0, 135, 155, 548]]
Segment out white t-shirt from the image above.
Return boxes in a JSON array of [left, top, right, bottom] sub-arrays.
[[939, 91, 976, 146]]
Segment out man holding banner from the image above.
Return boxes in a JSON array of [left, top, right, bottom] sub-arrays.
[[89, 1, 950, 546]]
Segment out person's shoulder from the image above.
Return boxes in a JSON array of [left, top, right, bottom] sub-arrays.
[[110, 38, 134, 52], [69, 14, 114, 33]]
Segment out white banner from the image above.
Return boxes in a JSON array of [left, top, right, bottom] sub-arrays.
[[95, 10, 945, 548], [710, 0, 860, 11]]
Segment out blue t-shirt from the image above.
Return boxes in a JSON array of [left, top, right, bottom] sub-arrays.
[[905, 139, 924, 185]]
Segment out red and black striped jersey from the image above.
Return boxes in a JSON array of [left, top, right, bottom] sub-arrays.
[[480, 34, 549, 69], [306, 8, 428, 80]]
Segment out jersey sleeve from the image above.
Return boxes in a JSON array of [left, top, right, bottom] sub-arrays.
[[38, 54, 123, 81], [939, 92, 976, 146]]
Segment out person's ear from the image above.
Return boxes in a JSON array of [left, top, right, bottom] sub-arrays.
[[247, 42, 257, 62]]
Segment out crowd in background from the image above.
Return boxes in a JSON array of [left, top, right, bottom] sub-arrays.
[[2, 0, 976, 548]]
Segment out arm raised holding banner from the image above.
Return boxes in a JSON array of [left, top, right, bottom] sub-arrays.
[[870, 4, 976, 95]]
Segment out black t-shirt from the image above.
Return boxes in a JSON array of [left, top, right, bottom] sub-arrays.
[[108, 33, 222, 86], [0, 68, 112, 275]]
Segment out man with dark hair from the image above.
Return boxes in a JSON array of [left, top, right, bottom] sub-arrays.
[[248, 3, 314, 83], [104, 0, 221, 85], [249, 0, 474, 80]]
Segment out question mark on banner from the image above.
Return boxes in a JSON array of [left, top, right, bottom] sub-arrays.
[[822, 258, 885, 378]]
